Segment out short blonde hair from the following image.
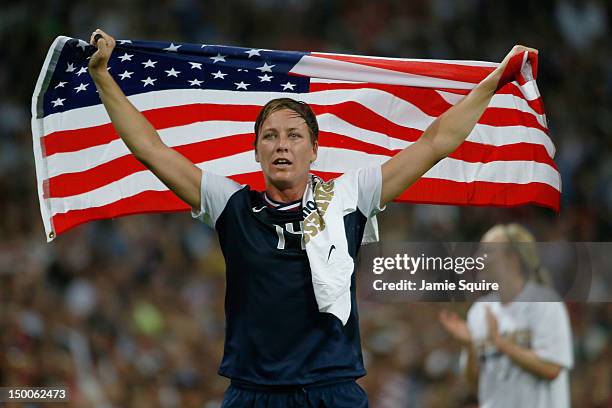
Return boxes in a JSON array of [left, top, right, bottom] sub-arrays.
[[485, 223, 551, 286]]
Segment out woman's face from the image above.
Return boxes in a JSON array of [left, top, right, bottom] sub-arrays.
[[478, 228, 519, 283], [255, 108, 318, 190]]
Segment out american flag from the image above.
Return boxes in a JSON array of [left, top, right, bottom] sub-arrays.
[[32, 36, 559, 241]]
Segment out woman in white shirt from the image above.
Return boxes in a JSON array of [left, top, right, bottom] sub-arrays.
[[439, 224, 574, 408]]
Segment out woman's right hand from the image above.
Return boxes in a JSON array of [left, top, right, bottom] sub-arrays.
[[88, 28, 116, 75]]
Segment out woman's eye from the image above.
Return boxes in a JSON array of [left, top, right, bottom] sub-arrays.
[[289, 133, 300, 138]]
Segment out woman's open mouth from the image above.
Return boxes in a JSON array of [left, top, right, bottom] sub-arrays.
[[272, 158, 292, 168]]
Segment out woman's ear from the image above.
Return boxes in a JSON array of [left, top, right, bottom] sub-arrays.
[[311, 141, 318, 163], [254, 149, 260, 163]]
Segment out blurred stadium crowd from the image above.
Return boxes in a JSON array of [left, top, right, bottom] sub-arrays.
[[1, 0, 611, 407]]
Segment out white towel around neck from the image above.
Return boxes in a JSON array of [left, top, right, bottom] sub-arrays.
[[302, 172, 379, 325]]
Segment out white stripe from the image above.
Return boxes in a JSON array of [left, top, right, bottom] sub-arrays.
[[437, 91, 547, 129], [48, 147, 560, 215], [290, 55, 479, 89], [517, 81, 541, 101], [311, 78, 365, 84], [520, 51, 532, 81], [40, 87, 551, 155], [318, 113, 409, 150], [45, 110, 554, 178], [31, 35, 71, 241]]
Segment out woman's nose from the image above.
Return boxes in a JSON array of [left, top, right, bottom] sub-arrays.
[[276, 134, 289, 150]]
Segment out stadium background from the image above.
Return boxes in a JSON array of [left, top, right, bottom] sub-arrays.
[[1, 1, 610, 406]]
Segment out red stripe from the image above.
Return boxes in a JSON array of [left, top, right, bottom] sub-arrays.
[[480, 108, 547, 134], [311, 53, 494, 84], [311, 87, 451, 117], [43, 104, 261, 156], [46, 128, 556, 198], [320, 134, 556, 167], [497, 52, 526, 90], [51, 172, 267, 236], [47, 133, 254, 198], [50, 176, 558, 236], [400, 178, 559, 212], [51, 190, 190, 236]]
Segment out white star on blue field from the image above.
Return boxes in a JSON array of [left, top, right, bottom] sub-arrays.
[[43, 38, 309, 114]]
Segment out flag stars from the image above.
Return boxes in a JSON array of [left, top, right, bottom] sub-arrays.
[[141, 77, 157, 87], [189, 78, 204, 86], [54, 81, 67, 89], [245, 49, 263, 58], [119, 70, 133, 80], [281, 82, 296, 91], [142, 59, 157, 68], [76, 66, 88, 76], [74, 83, 89, 93], [163, 43, 181, 52], [66, 62, 76, 73], [189, 62, 202, 70], [210, 53, 227, 63], [211, 70, 227, 79], [258, 74, 273, 82], [51, 97, 65, 107], [234, 81, 250, 90], [256, 62, 275, 73], [118, 53, 133, 62], [165, 67, 181, 77]]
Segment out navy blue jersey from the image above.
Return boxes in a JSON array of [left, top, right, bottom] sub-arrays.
[[191, 167, 383, 385]]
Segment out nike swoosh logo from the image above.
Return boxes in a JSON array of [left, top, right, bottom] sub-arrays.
[[327, 245, 336, 262], [252, 206, 266, 212]]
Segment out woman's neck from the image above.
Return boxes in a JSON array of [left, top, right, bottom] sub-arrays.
[[499, 274, 527, 304], [265, 178, 308, 203]]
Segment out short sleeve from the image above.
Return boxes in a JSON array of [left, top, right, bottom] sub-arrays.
[[191, 171, 243, 228], [530, 302, 574, 369], [357, 166, 386, 217]]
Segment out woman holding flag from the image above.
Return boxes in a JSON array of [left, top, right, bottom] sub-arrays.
[[88, 28, 536, 407]]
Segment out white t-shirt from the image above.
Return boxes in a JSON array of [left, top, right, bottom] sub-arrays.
[[464, 282, 574, 408]]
